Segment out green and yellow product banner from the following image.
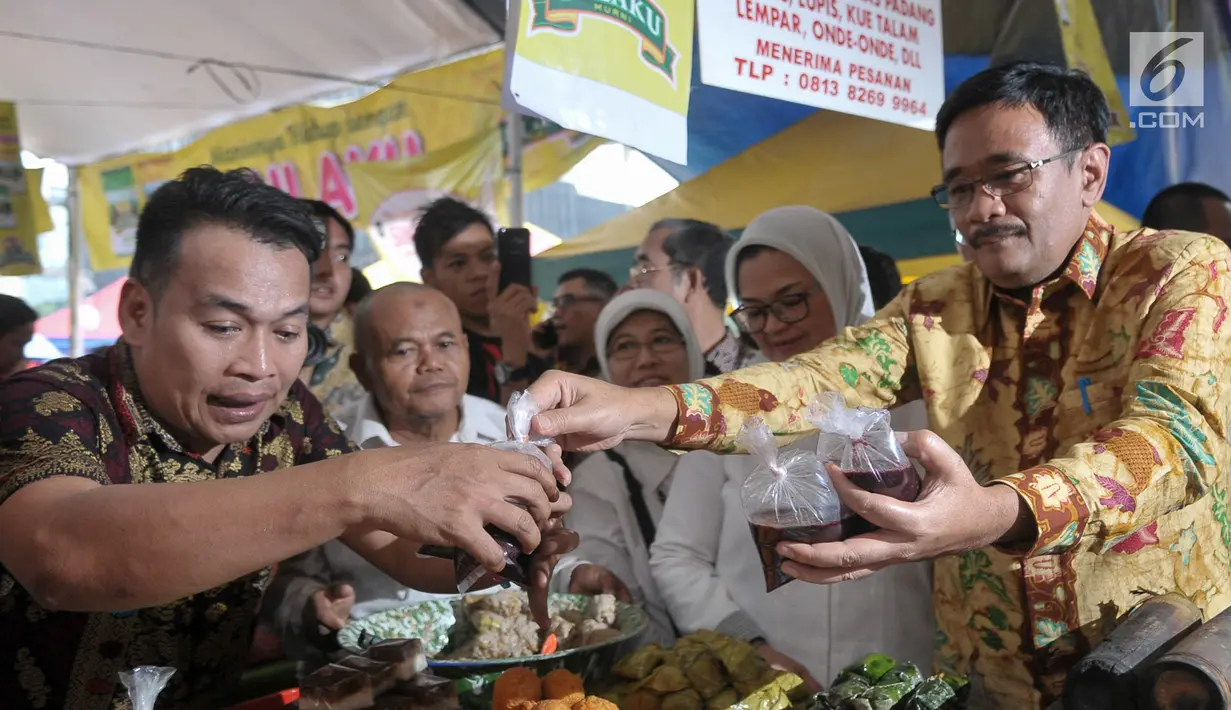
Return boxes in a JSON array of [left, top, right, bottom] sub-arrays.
[[79, 49, 603, 272]]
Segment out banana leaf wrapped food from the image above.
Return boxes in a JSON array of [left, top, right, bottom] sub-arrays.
[[727, 672, 805, 710], [684, 651, 730, 699], [624, 691, 664, 710], [616, 644, 669, 680], [807, 654, 966, 710], [607, 631, 808, 710], [825, 676, 873, 703], [835, 654, 896, 686], [636, 665, 691, 695], [707, 689, 740, 710], [663, 689, 705, 710], [898, 677, 955, 710]]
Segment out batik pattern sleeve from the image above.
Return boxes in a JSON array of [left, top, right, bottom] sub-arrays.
[[288, 380, 357, 465], [0, 374, 110, 507], [996, 237, 1231, 557], [664, 291, 918, 451]]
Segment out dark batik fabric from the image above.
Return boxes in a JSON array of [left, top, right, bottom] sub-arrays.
[[0, 344, 353, 710]]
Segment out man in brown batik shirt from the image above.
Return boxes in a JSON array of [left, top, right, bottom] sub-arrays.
[[0, 167, 576, 710]]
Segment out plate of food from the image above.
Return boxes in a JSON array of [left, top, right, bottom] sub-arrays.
[[336, 590, 648, 679]]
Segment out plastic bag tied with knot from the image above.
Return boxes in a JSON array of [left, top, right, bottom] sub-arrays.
[[119, 666, 175, 710], [739, 416, 841, 592], [456, 390, 559, 593], [808, 392, 919, 536]]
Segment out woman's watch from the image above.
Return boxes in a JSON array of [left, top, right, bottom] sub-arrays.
[[494, 361, 531, 386]]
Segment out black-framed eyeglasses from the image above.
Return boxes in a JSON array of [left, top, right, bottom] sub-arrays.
[[551, 294, 606, 311], [930, 147, 1087, 210], [731, 287, 817, 334]]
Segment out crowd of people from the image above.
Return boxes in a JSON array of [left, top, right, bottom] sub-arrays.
[[1, 59, 1231, 710]]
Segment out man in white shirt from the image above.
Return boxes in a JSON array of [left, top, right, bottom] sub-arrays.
[[265, 283, 618, 673]]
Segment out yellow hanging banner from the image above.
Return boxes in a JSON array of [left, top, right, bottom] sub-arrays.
[[78, 49, 603, 273], [509, 0, 694, 163], [0, 103, 45, 276], [1054, 0, 1136, 146]]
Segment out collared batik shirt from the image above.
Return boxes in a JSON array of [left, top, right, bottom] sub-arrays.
[[0, 345, 353, 710], [306, 312, 367, 423], [662, 212, 1231, 709]]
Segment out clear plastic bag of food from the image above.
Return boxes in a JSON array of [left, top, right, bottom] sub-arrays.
[[808, 392, 920, 535], [739, 416, 842, 592], [455, 391, 556, 593], [118, 666, 175, 710]]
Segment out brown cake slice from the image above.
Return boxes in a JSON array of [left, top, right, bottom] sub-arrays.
[[336, 655, 398, 696], [389, 673, 459, 710], [363, 638, 428, 681], [299, 663, 375, 710]]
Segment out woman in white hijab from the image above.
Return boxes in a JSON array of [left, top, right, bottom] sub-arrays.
[[650, 206, 933, 687], [551, 290, 706, 648]]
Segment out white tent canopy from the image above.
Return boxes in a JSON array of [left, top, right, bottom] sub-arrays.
[[2, 0, 501, 164]]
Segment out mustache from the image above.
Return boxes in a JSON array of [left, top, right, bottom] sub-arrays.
[[969, 223, 1027, 245]]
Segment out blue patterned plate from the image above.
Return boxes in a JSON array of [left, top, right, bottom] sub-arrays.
[[336, 593, 648, 678]]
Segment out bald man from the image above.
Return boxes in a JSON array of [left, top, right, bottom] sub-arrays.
[[264, 284, 620, 673], [264, 283, 509, 673], [347, 282, 508, 448]]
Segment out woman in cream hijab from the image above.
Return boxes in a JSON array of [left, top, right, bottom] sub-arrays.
[[651, 206, 933, 687], [552, 290, 706, 648]]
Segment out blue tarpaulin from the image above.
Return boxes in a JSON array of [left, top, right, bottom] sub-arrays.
[[653, 50, 1231, 219]]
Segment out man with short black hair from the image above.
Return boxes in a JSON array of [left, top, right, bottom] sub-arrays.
[[1141, 181, 1231, 243], [344, 267, 372, 318], [551, 268, 616, 377], [632, 219, 761, 373], [299, 199, 366, 421], [856, 244, 903, 310], [526, 62, 1231, 707], [0, 294, 36, 377], [413, 197, 548, 404], [0, 168, 575, 710]]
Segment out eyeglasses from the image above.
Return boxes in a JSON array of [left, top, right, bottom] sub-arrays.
[[551, 294, 606, 311], [930, 147, 1086, 210], [628, 263, 676, 285], [732, 287, 817, 334], [607, 334, 686, 363]]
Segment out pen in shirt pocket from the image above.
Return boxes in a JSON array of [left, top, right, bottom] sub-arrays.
[[1077, 377, 1092, 415]]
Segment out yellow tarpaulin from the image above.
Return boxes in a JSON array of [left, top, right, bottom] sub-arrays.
[[540, 105, 1143, 286], [79, 49, 602, 272], [0, 104, 47, 276]]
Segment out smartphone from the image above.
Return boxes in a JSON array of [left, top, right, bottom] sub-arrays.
[[497, 227, 533, 293]]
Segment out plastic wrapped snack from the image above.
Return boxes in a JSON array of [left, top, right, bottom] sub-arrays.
[[118, 666, 175, 710], [808, 392, 920, 536], [739, 417, 842, 592], [455, 391, 556, 593]]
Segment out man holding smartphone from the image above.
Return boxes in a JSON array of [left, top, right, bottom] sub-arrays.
[[414, 197, 550, 404]]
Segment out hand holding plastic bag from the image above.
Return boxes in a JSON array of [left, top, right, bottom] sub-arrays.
[[456, 391, 557, 593], [807, 392, 919, 536], [739, 416, 841, 591], [119, 666, 175, 710]]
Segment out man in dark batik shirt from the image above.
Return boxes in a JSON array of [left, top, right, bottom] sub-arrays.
[[0, 168, 575, 710]]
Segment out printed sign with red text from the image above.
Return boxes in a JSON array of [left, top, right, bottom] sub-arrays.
[[698, 0, 944, 130]]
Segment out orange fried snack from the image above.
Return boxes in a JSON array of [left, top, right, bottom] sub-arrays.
[[542, 669, 585, 701], [533, 701, 574, 710], [573, 696, 619, 710], [494, 668, 542, 710]]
